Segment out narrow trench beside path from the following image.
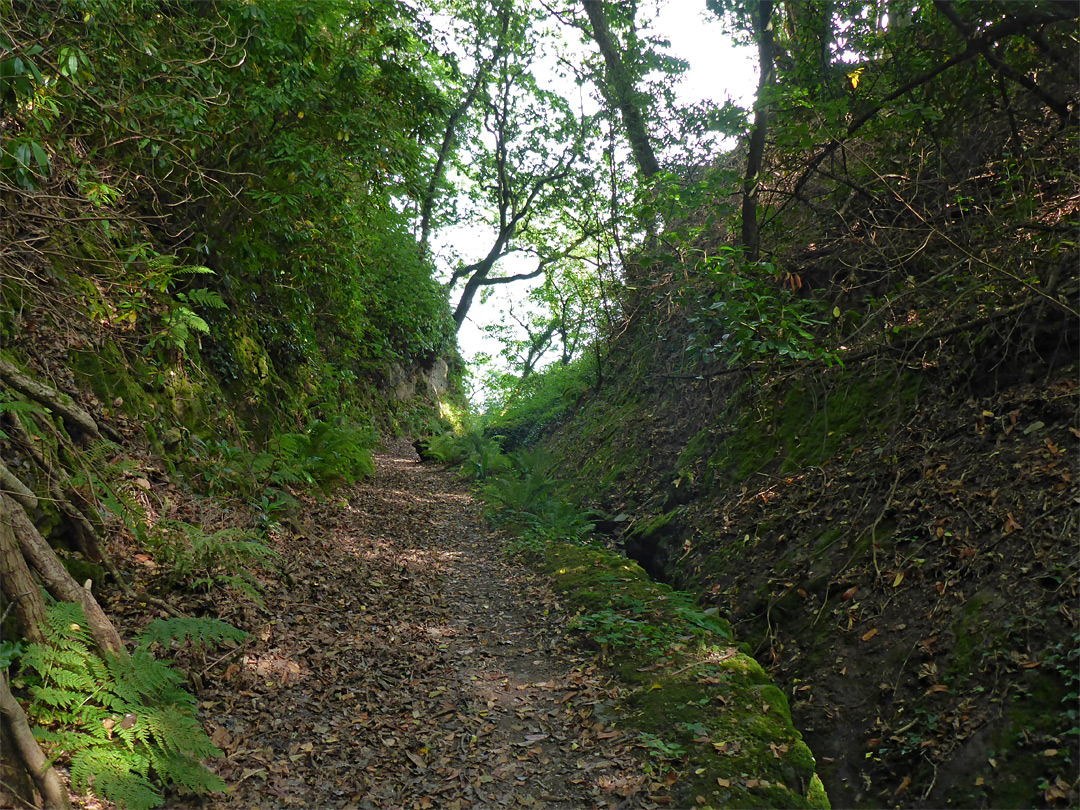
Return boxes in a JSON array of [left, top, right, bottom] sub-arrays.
[[193, 440, 668, 810]]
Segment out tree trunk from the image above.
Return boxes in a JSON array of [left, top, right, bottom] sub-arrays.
[[0, 716, 38, 809], [581, 0, 660, 179], [0, 495, 49, 647], [452, 255, 499, 330], [741, 0, 775, 263], [0, 674, 72, 810], [2, 493, 125, 658]]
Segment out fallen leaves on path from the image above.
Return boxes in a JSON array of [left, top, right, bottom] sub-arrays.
[[184, 440, 668, 810]]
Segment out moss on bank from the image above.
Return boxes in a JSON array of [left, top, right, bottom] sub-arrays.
[[514, 538, 829, 809], [709, 370, 921, 484]]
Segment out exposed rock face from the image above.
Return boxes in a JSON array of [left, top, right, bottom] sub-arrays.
[[387, 356, 450, 403]]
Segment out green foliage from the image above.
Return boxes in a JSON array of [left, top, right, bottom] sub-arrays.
[[189, 419, 375, 497], [482, 452, 596, 544], [483, 353, 598, 449], [1044, 632, 1080, 742], [0, 639, 26, 669], [421, 432, 476, 466], [7, 0, 456, 436], [422, 431, 512, 481], [20, 602, 230, 809], [252, 490, 298, 539], [636, 731, 688, 764], [270, 420, 376, 489], [145, 520, 276, 601], [568, 608, 673, 656], [136, 618, 250, 651], [683, 248, 839, 367]]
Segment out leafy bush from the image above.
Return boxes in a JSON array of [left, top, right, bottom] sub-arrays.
[[189, 419, 375, 497], [19, 602, 246, 810], [683, 249, 840, 367], [568, 608, 673, 656]]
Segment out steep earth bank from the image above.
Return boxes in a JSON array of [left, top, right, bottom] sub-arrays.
[[533, 331, 1078, 808]]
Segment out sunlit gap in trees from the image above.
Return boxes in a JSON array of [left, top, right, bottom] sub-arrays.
[[432, 3, 756, 408]]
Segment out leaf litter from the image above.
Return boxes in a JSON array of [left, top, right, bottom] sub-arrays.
[[168, 439, 669, 810]]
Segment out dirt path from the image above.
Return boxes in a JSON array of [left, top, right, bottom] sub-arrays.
[[191, 440, 667, 810]]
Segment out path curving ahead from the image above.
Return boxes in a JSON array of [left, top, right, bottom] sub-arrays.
[[194, 440, 668, 810]]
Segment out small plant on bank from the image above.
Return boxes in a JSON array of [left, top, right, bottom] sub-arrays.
[[568, 608, 675, 657], [17, 602, 247, 810]]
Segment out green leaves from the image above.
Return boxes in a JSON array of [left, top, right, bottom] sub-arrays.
[[0, 37, 43, 109], [136, 618, 250, 651], [683, 252, 840, 367], [21, 602, 231, 810]]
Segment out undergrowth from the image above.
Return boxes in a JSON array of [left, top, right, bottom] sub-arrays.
[[190, 418, 376, 497], [146, 520, 277, 603], [16, 601, 248, 810]]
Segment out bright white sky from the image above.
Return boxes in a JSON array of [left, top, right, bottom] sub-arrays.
[[447, 2, 757, 401]]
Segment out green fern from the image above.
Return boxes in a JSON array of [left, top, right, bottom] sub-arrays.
[[270, 419, 375, 489], [20, 602, 230, 810], [137, 617, 249, 650], [147, 519, 277, 602], [66, 445, 150, 543]]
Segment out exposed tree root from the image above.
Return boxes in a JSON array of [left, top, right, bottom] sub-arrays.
[[0, 674, 71, 810]]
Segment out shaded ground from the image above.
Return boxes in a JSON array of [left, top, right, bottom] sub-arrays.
[[150, 440, 669, 810]]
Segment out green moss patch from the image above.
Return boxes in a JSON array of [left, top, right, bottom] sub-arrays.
[[517, 539, 829, 809], [711, 370, 920, 483]]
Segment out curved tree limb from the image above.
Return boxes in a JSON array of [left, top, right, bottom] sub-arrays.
[[933, 1, 1075, 123], [0, 358, 100, 440], [4, 415, 108, 565], [790, 10, 1075, 203], [2, 493, 125, 657], [419, 2, 513, 251], [0, 461, 38, 511]]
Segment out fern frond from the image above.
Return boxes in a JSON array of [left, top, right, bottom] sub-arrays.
[[30, 684, 91, 711], [136, 617, 249, 650], [35, 726, 85, 749], [0, 396, 50, 416], [75, 746, 161, 810], [41, 601, 93, 637], [183, 288, 226, 309], [23, 602, 226, 809], [106, 650, 187, 706], [156, 752, 227, 793]]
